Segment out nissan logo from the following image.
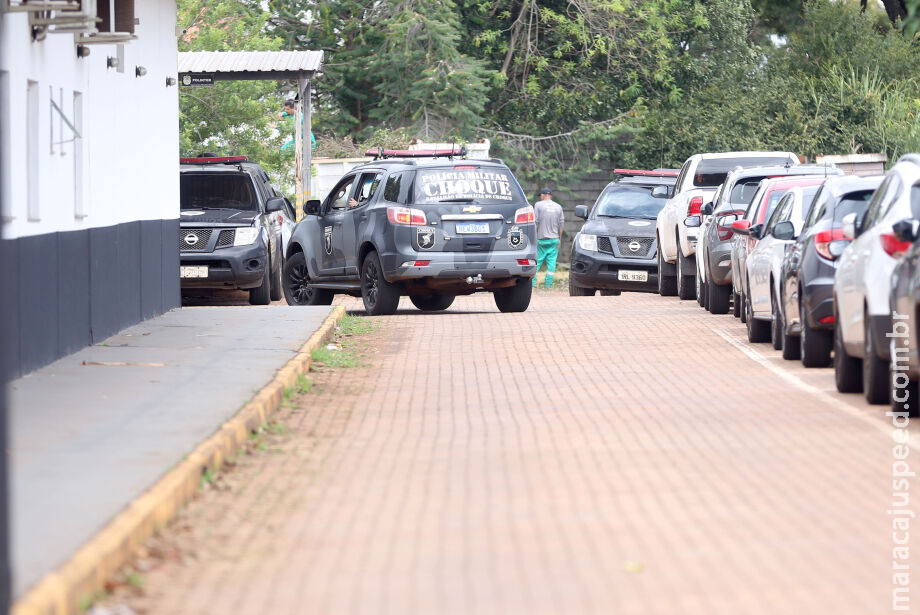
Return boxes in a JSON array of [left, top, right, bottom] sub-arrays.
[[184, 233, 199, 246], [628, 241, 641, 252]]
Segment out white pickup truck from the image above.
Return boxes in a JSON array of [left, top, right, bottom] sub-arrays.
[[656, 151, 799, 299]]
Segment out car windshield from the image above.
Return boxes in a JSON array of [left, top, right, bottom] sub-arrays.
[[594, 185, 664, 219], [694, 156, 794, 188], [758, 188, 789, 222], [833, 190, 874, 225], [413, 167, 526, 205], [181, 173, 257, 210]]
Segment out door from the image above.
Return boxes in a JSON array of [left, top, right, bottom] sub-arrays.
[[318, 174, 356, 276], [343, 171, 383, 276]]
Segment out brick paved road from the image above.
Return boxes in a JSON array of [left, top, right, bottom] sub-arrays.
[[114, 291, 898, 614]]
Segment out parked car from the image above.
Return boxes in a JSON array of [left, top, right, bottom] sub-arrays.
[[780, 175, 882, 367], [834, 155, 920, 403], [745, 183, 825, 345], [569, 168, 677, 296], [656, 151, 797, 300], [282, 148, 538, 315], [730, 176, 827, 323], [889, 218, 920, 415], [277, 190, 298, 257], [179, 155, 285, 305], [692, 164, 841, 314]]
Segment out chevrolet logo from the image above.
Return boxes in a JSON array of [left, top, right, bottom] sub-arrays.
[[462, 205, 482, 213]]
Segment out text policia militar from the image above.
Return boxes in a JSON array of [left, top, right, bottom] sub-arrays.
[[890, 311, 911, 612], [417, 170, 514, 202]]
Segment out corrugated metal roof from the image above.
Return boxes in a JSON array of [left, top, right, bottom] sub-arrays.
[[178, 51, 323, 75]]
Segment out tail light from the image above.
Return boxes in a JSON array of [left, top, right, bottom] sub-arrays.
[[814, 228, 848, 260], [687, 196, 703, 217], [387, 206, 427, 226], [881, 232, 912, 258], [716, 211, 746, 241], [517, 258, 534, 265], [514, 206, 535, 224], [819, 315, 836, 324]]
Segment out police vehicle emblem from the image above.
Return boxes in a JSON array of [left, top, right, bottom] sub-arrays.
[[324, 226, 333, 255], [508, 226, 523, 249], [417, 226, 436, 250]]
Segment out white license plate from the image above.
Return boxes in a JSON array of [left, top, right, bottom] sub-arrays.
[[618, 270, 648, 282], [180, 266, 209, 278], [456, 222, 490, 234]]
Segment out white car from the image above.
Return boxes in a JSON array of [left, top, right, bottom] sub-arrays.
[[744, 184, 825, 346], [657, 151, 798, 300], [833, 155, 920, 403]]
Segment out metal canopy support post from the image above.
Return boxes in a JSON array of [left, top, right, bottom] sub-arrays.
[[295, 76, 312, 220]]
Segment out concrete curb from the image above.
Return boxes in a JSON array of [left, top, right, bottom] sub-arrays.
[[12, 305, 347, 615]]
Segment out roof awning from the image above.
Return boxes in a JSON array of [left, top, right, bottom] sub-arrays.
[[177, 50, 323, 81]]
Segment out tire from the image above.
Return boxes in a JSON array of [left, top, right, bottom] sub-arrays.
[[799, 298, 832, 367], [781, 302, 800, 361], [600, 290, 621, 296], [863, 313, 890, 404], [282, 252, 334, 306], [269, 250, 283, 302], [676, 245, 696, 301], [494, 278, 533, 313], [410, 294, 455, 311], [696, 270, 706, 307], [249, 259, 272, 305], [834, 306, 863, 393], [733, 292, 742, 318], [745, 286, 770, 343], [657, 243, 677, 297], [740, 291, 748, 323], [770, 291, 783, 351], [709, 282, 731, 315], [569, 275, 595, 296], [361, 251, 401, 315]]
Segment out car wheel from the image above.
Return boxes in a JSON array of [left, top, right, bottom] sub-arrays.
[[834, 305, 863, 393], [745, 284, 770, 343], [770, 291, 783, 351], [269, 250, 283, 302], [799, 298, 831, 367], [282, 252, 334, 306], [568, 275, 595, 296], [863, 312, 890, 404], [494, 278, 533, 313], [709, 282, 731, 315], [657, 244, 677, 297], [696, 270, 705, 307], [781, 300, 800, 361], [733, 292, 742, 319], [600, 290, 621, 296], [361, 251, 401, 316], [410, 294, 455, 311], [676, 246, 696, 301], [249, 258, 272, 305]]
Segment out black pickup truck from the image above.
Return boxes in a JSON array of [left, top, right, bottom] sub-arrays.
[[282, 148, 537, 315], [179, 155, 287, 305]]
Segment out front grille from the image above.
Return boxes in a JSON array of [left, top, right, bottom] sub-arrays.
[[216, 229, 235, 247], [598, 236, 614, 254], [179, 229, 212, 251], [616, 236, 654, 258]]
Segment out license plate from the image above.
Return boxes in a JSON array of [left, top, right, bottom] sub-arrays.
[[456, 222, 490, 234], [180, 266, 208, 278], [618, 270, 648, 282]]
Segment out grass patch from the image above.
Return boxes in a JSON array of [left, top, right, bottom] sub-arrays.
[[311, 345, 360, 368], [339, 314, 377, 335]]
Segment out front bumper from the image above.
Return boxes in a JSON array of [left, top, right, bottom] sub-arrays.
[[570, 248, 657, 293], [180, 241, 268, 290]]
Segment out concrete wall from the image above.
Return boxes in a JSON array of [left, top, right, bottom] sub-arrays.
[[1, 0, 181, 378]]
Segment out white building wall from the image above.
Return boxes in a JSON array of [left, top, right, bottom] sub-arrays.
[[1, 0, 179, 240]]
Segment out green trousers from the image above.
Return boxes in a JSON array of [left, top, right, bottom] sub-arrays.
[[535, 238, 560, 287]]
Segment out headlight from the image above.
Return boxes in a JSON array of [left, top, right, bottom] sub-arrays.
[[577, 233, 597, 252], [233, 226, 260, 246]]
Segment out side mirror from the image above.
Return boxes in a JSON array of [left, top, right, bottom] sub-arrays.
[[731, 219, 751, 235], [684, 215, 701, 228], [841, 212, 857, 241], [717, 213, 739, 228], [701, 202, 714, 216], [304, 199, 322, 216], [892, 218, 919, 244], [749, 223, 764, 239], [265, 196, 285, 213], [772, 220, 796, 241], [651, 185, 670, 199], [574, 205, 589, 220]]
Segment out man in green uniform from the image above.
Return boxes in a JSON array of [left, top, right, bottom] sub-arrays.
[[533, 187, 564, 288]]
